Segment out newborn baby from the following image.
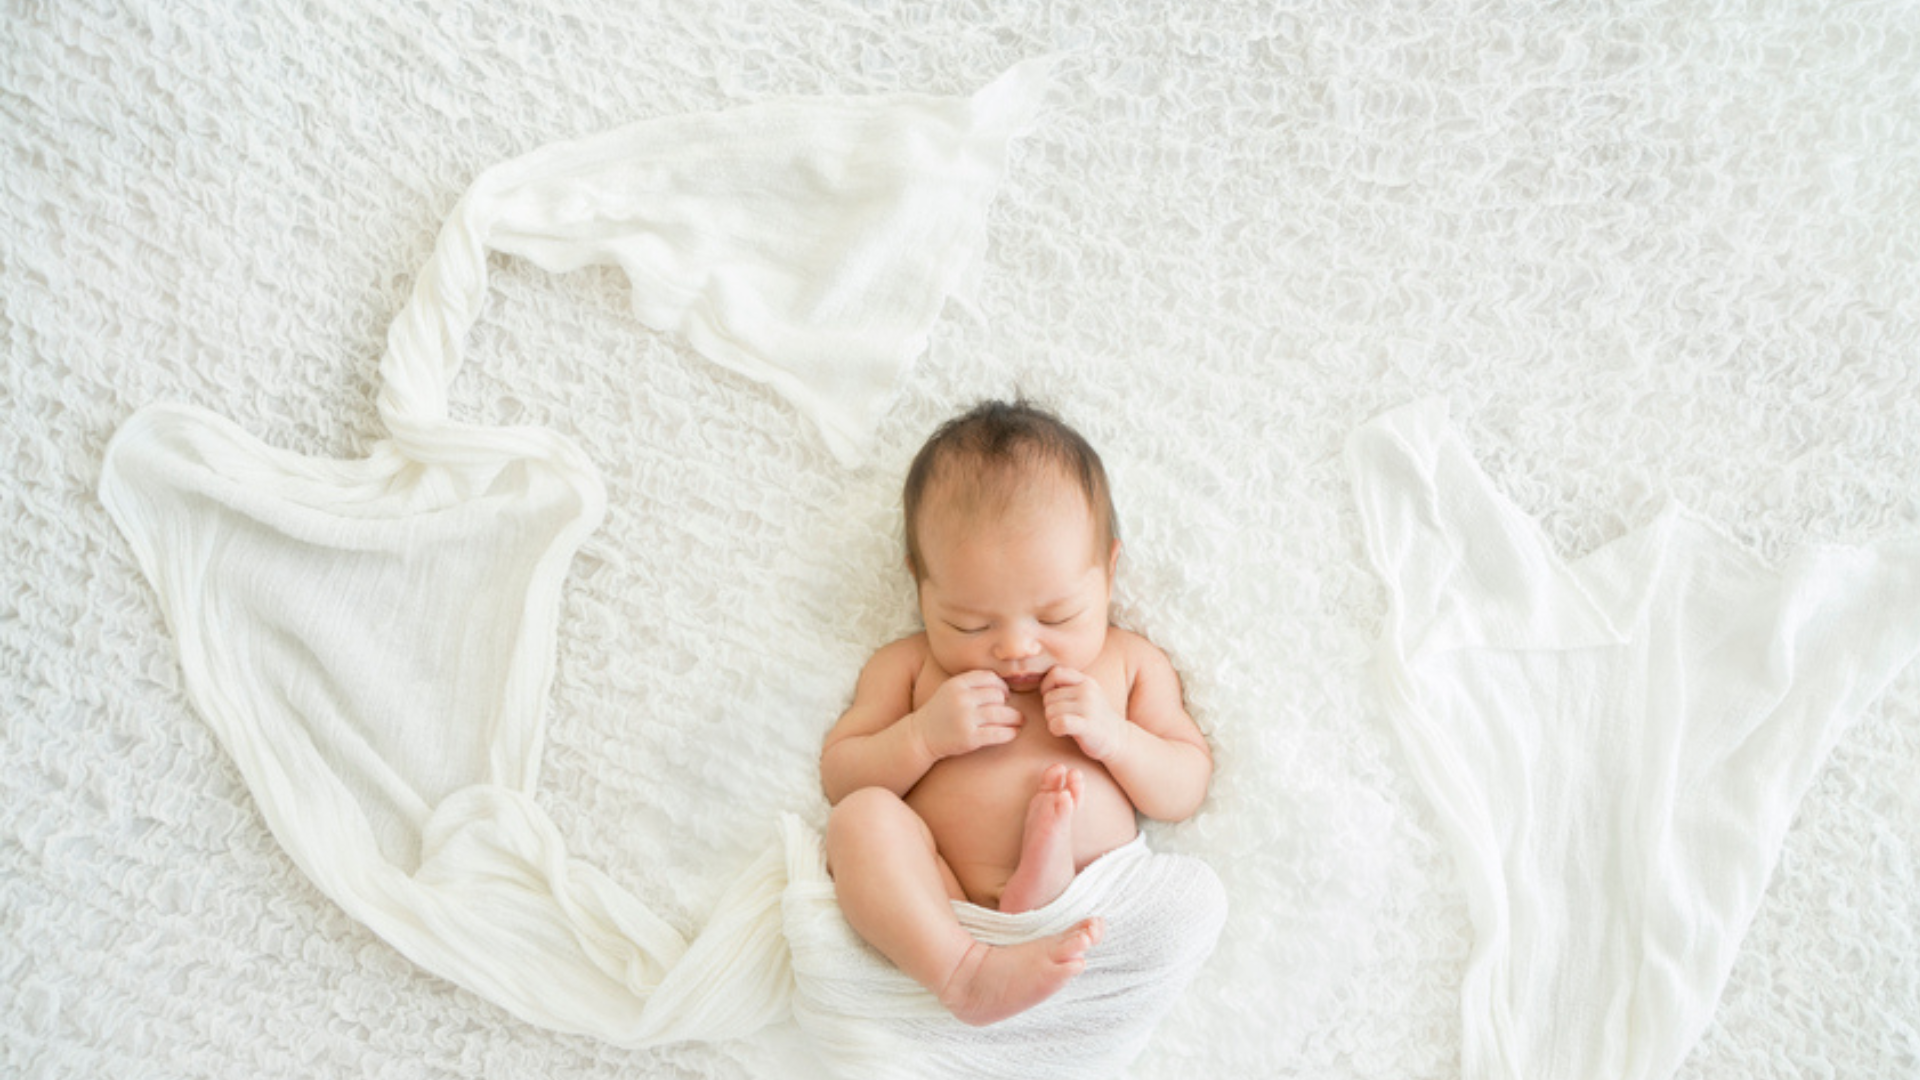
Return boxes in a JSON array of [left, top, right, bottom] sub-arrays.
[[821, 400, 1213, 1026]]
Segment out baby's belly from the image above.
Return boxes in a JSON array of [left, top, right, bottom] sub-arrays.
[[905, 725, 1138, 909]]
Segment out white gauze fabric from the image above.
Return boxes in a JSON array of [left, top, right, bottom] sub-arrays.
[[1347, 400, 1920, 1080], [95, 59, 1223, 1075]]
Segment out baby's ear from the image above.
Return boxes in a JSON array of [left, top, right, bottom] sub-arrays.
[[1107, 538, 1122, 577]]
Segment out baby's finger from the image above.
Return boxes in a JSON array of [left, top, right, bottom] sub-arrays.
[[1043, 686, 1084, 718], [964, 685, 1008, 710], [976, 703, 1023, 728], [1044, 687, 1090, 714], [1041, 666, 1081, 693], [951, 670, 1004, 698], [968, 669, 1011, 692], [977, 722, 1021, 746]]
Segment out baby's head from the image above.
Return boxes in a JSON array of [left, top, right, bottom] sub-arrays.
[[903, 400, 1120, 690], [904, 399, 1118, 581]]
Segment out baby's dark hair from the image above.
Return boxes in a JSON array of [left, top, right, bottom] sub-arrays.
[[902, 399, 1118, 582]]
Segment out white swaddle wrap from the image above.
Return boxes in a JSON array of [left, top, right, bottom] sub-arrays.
[[96, 61, 1224, 1078], [784, 827, 1224, 1079], [1348, 401, 1920, 1080]]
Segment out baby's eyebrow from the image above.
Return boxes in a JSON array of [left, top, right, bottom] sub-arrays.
[[934, 601, 990, 621]]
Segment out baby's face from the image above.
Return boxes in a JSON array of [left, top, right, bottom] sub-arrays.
[[915, 480, 1116, 694]]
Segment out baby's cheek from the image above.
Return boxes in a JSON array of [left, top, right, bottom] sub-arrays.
[[1061, 632, 1106, 671]]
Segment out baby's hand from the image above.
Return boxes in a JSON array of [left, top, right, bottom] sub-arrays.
[[1042, 667, 1127, 762], [911, 671, 1023, 760]]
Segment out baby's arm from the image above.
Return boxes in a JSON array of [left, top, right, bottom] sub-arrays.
[[1042, 633, 1211, 821], [821, 637, 1023, 804]]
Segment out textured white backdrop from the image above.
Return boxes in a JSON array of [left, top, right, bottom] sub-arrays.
[[5, 2, 1918, 1077]]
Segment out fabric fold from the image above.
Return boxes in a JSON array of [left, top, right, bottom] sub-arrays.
[[379, 56, 1055, 468], [1347, 399, 1626, 657], [1348, 398, 1920, 1080]]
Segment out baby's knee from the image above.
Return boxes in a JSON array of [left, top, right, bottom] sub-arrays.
[[826, 787, 925, 854], [827, 786, 906, 835]]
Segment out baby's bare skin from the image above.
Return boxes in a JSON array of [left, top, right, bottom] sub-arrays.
[[999, 763, 1085, 914], [903, 639, 1142, 912], [821, 456, 1211, 1026]]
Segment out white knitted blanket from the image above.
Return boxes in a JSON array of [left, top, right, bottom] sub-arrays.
[[7, 4, 1920, 1079]]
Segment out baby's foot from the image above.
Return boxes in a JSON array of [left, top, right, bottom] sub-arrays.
[[937, 918, 1105, 1027], [998, 765, 1082, 914]]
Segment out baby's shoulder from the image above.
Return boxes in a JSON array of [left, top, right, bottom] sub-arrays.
[[848, 633, 935, 712], [1104, 625, 1177, 683], [1104, 624, 1166, 660], [865, 632, 935, 681]]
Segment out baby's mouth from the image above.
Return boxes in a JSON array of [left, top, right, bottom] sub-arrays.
[[1003, 671, 1046, 693]]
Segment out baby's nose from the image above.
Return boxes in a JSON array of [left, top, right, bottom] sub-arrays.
[[993, 629, 1040, 660]]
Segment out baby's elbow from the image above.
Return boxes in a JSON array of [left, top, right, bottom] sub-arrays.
[[822, 774, 867, 808], [819, 745, 853, 806], [1156, 748, 1213, 822], [1150, 788, 1208, 824]]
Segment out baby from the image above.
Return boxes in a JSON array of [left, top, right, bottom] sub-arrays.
[[821, 400, 1213, 1026]]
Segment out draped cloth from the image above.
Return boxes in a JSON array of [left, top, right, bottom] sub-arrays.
[[1347, 400, 1920, 1080], [96, 60, 1225, 1078]]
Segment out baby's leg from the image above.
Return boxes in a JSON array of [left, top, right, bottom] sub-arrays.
[[998, 764, 1082, 914], [825, 787, 1103, 1026]]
